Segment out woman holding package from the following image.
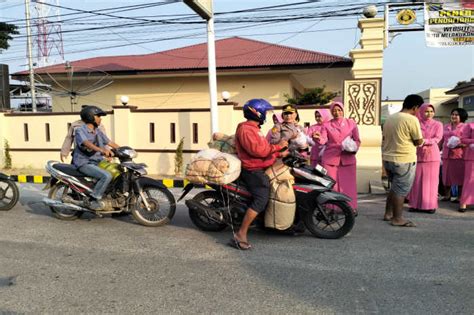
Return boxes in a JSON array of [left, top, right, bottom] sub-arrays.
[[440, 108, 468, 202], [316, 101, 360, 212], [459, 121, 474, 212], [306, 108, 331, 167], [407, 104, 443, 213], [269, 104, 308, 153]]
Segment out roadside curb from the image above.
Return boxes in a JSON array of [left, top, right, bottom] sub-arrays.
[[7, 175, 189, 188]]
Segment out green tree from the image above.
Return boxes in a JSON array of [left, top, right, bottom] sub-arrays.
[[0, 22, 19, 50], [4, 139, 12, 169], [284, 86, 337, 106], [174, 137, 185, 177]]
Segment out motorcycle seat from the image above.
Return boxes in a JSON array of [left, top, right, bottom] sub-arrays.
[[53, 163, 87, 177]]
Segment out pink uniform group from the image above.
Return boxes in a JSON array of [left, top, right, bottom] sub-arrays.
[[306, 102, 360, 211], [407, 105, 473, 212]]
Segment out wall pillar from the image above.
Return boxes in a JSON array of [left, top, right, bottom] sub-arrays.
[[111, 105, 135, 145], [217, 101, 238, 136], [346, 17, 386, 193]]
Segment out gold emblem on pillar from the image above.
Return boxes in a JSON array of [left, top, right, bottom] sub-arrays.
[[397, 9, 416, 25]]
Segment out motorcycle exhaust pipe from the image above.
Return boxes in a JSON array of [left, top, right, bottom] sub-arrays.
[[42, 198, 88, 212]]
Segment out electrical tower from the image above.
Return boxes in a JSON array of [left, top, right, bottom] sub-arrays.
[[32, 0, 64, 67]]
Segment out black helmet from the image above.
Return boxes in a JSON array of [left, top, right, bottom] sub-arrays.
[[80, 106, 106, 124]]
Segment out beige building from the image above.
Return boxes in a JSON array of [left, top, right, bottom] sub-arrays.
[[13, 37, 352, 112], [445, 78, 474, 121]]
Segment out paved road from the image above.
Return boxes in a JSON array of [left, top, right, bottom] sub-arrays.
[[0, 183, 473, 314]]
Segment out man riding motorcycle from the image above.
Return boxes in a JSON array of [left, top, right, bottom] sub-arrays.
[[72, 106, 120, 211], [230, 98, 288, 250]]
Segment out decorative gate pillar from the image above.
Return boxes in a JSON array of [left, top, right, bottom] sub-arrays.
[[345, 17, 385, 193]]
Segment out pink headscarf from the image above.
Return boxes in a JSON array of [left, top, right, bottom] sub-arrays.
[[418, 103, 436, 130], [315, 108, 331, 125], [329, 101, 345, 123], [272, 113, 283, 124]]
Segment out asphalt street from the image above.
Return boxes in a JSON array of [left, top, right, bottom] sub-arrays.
[[0, 183, 472, 314]]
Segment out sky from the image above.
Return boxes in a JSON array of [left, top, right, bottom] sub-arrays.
[[0, 0, 473, 100]]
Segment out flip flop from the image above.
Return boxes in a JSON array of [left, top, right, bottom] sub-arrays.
[[227, 238, 252, 250], [391, 220, 416, 227]]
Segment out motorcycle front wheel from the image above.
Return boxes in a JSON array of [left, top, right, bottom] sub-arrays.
[[48, 183, 82, 220], [0, 179, 19, 211], [188, 191, 227, 232], [304, 200, 355, 239], [131, 186, 176, 227]]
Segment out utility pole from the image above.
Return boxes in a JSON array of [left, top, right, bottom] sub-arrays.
[[25, 0, 37, 112]]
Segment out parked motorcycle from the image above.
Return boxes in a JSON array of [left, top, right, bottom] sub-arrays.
[[179, 151, 355, 239], [0, 173, 20, 211], [43, 146, 176, 226]]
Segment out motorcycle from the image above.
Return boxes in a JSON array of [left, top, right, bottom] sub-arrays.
[[179, 151, 355, 239], [43, 146, 176, 226], [0, 173, 20, 211]]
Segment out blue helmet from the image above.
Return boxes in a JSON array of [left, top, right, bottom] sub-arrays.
[[243, 99, 273, 125]]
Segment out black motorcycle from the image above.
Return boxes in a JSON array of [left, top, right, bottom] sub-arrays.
[[0, 173, 20, 211], [179, 151, 355, 239], [43, 146, 176, 226]]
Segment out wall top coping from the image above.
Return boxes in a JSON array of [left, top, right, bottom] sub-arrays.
[[358, 17, 385, 29]]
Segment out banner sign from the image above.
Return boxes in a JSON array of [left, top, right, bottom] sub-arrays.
[[424, 2, 474, 47]]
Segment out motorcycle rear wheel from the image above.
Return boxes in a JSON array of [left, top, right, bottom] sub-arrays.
[[131, 186, 176, 227], [304, 200, 355, 239], [48, 183, 82, 220], [0, 179, 19, 211], [188, 191, 227, 232]]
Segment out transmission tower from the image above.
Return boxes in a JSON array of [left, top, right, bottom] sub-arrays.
[[32, 0, 65, 67]]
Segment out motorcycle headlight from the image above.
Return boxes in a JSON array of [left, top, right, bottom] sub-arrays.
[[122, 148, 137, 159]]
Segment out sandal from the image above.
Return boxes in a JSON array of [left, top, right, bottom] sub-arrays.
[[390, 220, 416, 227], [228, 238, 252, 250]]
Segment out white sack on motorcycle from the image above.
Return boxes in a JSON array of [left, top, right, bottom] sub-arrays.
[[265, 160, 296, 230], [185, 149, 241, 185]]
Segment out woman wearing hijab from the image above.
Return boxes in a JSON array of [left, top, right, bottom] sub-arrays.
[[306, 108, 331, 167], [440, 108, 468, 202], [459, 121, 474, 212], [266, 113, 283, 142], [407, 104, 443, 213], [316, 101, 360, 212]]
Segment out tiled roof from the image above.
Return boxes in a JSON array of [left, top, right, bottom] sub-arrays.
[[15, 37, 351, 75]]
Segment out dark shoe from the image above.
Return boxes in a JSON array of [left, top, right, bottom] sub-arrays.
[[451, 198, 460, 204], [458, 208, 466, 213], [427, 209, 436, 214], [408, 208, 417, 212], [440, 196, 450, 201]]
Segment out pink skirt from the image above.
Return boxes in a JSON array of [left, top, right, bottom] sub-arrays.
[[460, 160, 474, 206], [442, 159, 465, 186], [408, 161, 440, 210], [323, 163, 357, 211]]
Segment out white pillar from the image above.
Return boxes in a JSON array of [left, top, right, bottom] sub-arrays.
[[207, 16, 218, 134]]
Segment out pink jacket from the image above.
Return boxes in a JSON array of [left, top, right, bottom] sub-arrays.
[[441, 122, 465, 160], [306, 108, 331, 162], [461, 122, 474, 161], [416, 104, 443, 162], [318, 102, 361, 166]]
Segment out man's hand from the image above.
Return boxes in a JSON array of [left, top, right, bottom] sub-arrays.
[[60, 154, 67, 162], [101, 148, 113, 158], [278, 139, 288, 148], [280, 149, 290, 157]]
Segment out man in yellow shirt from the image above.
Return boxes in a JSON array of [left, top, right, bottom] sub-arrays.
[[382, 94, 424, 227]]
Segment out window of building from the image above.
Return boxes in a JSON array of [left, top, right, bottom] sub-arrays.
[[24, 123, 29, 142], [150, 123, 155, 143], [193, 123, 198, 144], [170, 123, 176, 143], [45, 123, 51, 142]]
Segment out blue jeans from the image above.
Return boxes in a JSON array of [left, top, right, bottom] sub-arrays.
[[78, 163, 112, 200]]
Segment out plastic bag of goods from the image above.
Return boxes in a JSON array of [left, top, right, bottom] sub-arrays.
[[185, 148, 241, 185]]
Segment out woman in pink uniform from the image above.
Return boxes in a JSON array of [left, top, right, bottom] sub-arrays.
[[459, 121, 474, 212], [316, 101, 360, 212], [265, 113, 283, 142], [408, 104, 443, 213], [306, 108, 331, 167], [440, 108, 468, 201]]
